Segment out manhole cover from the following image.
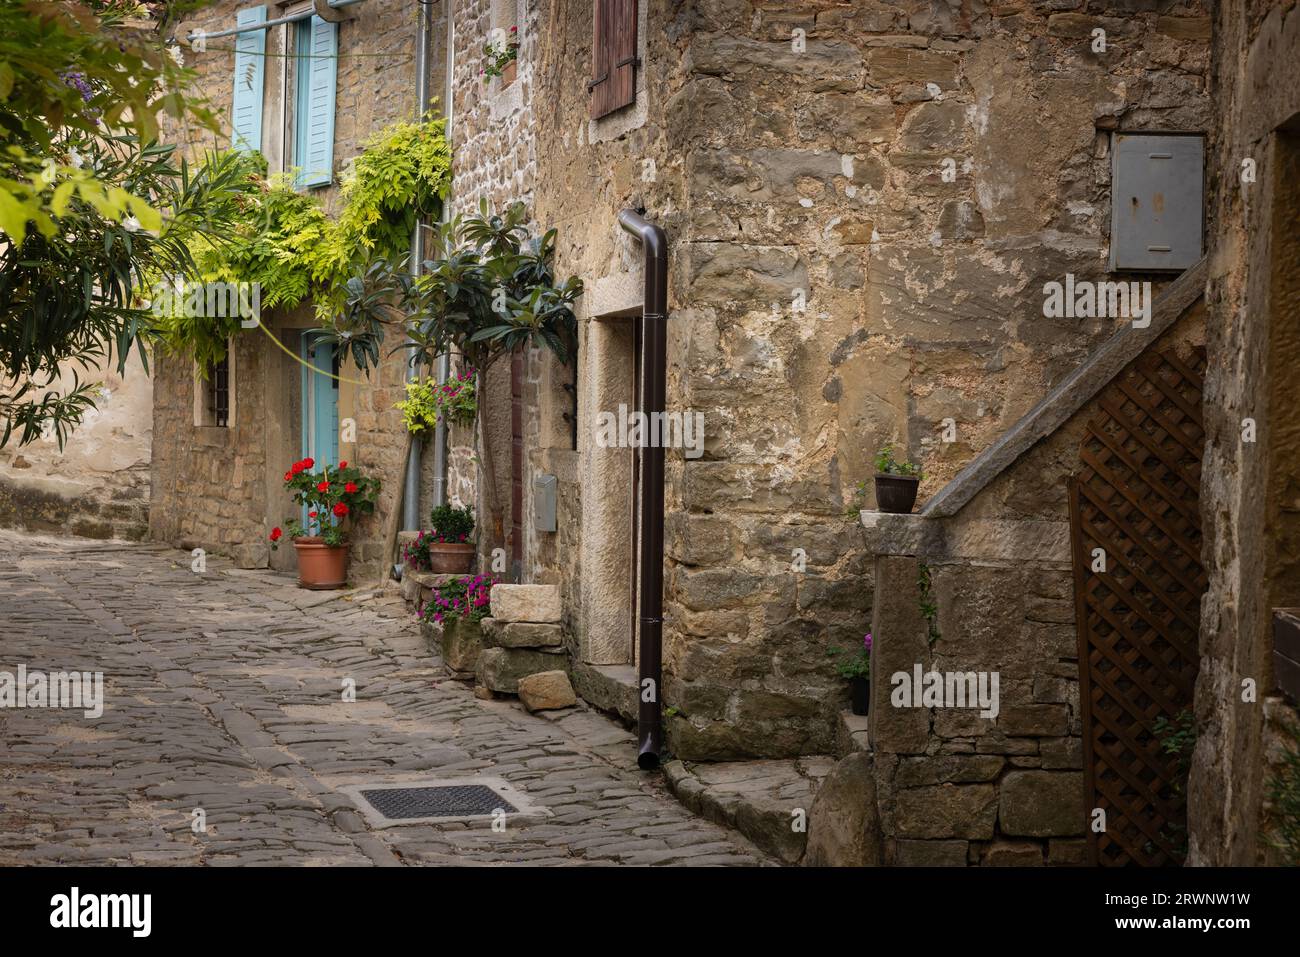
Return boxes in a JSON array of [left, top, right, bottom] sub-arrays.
[[338, 777, 547, 828], [359, 784, 517, 820]]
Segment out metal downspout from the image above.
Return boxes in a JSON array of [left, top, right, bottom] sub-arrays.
[[402, 0, 434, 533], [618, 209, 668, 771], [430, 4, 455, 509]]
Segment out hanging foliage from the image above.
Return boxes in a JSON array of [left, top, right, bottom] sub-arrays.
[[153, 114, 452, 363]]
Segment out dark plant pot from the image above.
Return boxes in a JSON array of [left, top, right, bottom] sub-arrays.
[[850, 676, 871, 716], [875, 473, 920, 514], [293, 539, 349, 590], [428, 542, 475, 574]]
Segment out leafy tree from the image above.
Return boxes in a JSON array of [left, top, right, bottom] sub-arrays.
[[1, 1, 217, 237], [334, 200, 582, 550], [0, 0, 247, 447]]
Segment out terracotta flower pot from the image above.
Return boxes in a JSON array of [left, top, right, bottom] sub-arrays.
[[427, 542, 475, 574], [874, 473, 920, 514], [293, 538, 350, 590]]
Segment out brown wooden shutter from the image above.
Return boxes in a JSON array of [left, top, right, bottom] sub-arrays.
[[590, 0, 638, 119]]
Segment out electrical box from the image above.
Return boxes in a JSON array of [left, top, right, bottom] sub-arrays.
[[534, 474, 558, 533], [1109, 132, 1204, 272]]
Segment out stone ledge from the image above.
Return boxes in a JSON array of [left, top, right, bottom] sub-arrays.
[[861, 510, 1071, 564], [570, 661, 638, 724], [662, 757, 834, 865]]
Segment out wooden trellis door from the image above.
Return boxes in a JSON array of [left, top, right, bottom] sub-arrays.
[[1069, 346, 1208, 867]]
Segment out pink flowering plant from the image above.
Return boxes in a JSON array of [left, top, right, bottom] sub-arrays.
[[395, 367, 477, 434], [831, 632, 872, 679], [419, 575, 493, 624]]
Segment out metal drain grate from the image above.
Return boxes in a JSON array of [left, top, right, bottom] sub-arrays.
[[358, 784, 517, 820]]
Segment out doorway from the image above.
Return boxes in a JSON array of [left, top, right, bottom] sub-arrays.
[[300, 331, 339, 528]]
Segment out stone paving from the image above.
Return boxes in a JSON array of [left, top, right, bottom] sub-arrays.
[[0, 531, 768, 866]]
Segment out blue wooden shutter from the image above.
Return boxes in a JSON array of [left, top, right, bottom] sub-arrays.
[[231, 6, 266, 152], [297, 16, 337, 188]]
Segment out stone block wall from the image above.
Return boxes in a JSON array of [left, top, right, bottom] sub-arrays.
[[862, 299, 1204, 864], [1190, 0, 1300, 866], [436, 0, 1215, 760], [660, 1, 1210, 758]]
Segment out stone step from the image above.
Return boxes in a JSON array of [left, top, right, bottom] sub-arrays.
[[570, 661, 638, 724], [489, 583, 561, 623], [834, 709, 872, 758], [476, 646, 568, 694], [662, 756, 836, 865], [480, 617, 563, 649]]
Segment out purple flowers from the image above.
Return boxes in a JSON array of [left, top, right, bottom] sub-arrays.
[[61, 71, 94, 103], [864, 632, 873, 652], [425, 574, 493, 624]]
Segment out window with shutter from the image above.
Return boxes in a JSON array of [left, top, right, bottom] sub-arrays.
[[293, 16, 337, 189], [231, 6, 266, 152], [589, 0, 638, 120]]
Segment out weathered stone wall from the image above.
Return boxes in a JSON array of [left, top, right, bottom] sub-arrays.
[[435, 0, 1215, 759], [660, 1, 1211, 758], [1190, 0, 1300, 866], [0, 353, 152, 541], [150, 0, 432, 580], [863, 300, 1204, 865], [441, 0, 538, 559]]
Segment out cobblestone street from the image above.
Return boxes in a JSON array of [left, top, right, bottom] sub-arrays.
[[0, 531, 765, 866]]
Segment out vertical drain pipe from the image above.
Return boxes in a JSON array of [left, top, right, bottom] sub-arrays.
[[430, 3, 454, 509], [618, 209, 667, 771], [402, 0, 434, 532]]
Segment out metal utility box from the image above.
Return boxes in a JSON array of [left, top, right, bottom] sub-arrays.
[[534, 474, 558, 533], [1109, 132, 1204, 272]]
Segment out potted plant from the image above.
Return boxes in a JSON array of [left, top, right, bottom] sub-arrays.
[[834, 633, 873, 716], [270, 458, 380, 589], [482, 26, 518, 85], [874, 443, 922, 514], [420, 575, 493, 676], [395, 366, 477, 435], [423, 503, 476, 573]]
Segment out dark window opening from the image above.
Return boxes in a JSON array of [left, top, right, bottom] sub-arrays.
[[207, 356, 230, 427]]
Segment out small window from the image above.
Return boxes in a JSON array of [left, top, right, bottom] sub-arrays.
[[1109, 132, 1204, 271], [207, 356, 231, 428], [589, 0, 638, 119], [195, 349, 235, 429]]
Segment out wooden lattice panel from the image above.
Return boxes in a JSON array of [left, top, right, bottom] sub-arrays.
[[1069, 347, 1207, 867]]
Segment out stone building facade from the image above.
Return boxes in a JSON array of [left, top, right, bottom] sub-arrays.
[[145, 0, 1264, 869], [150, 0, 443, 576], [1188, 0, 1300, 867], [440, 0, 1213, 762]]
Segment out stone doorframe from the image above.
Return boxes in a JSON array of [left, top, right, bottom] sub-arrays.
[[577, 267, 644, 666]]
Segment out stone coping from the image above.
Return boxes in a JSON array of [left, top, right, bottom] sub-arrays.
[[860, 510, 1071, 565]]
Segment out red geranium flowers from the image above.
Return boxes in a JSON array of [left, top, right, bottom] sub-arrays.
[[273, 458, 380, 549]]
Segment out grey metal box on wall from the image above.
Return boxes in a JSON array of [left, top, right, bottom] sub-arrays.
[[1109, 133, 1204, 271], [534, 474, 557, 533]]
